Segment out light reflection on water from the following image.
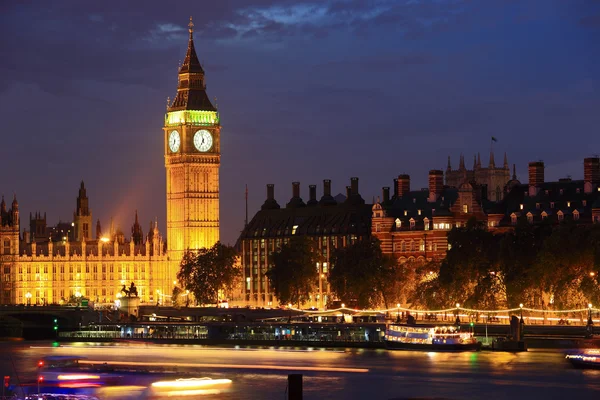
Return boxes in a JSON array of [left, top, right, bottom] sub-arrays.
[[2, 342, 600, 400]]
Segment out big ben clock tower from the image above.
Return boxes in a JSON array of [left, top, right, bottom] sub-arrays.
[[164, 17, 220, 269]]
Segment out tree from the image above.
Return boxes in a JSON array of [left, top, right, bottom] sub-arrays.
[[329, 238, 397, 309], [177, 242, 240, 306], [266, 236, 319, 307]]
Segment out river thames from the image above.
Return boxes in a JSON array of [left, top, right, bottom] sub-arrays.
[[1, 342, 599, 399]]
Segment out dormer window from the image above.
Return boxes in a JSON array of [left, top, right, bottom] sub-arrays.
[[541, 211, 548, 220], [573, 210, 580, 221], [395, 218, 401, 228], [527, 212, 533, 223], [409, 218, 415, 230], [511, 213, 517, 225], [557, 211, 564, 221], [423, 217, 430, 230]]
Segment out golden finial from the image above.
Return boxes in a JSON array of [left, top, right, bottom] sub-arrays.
[[166, 96, 170, 109], [188, 16, 194, 34]]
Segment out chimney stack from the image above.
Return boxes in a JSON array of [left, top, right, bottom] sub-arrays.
[[286, 182, 305, 208], [382, 187, 390, 203], [324, 179, 331, 197], [345, 186, 351, 199], [267, 184, 274, 200], [397, 174, 410, 198], [307, 184, 318, 206], [261, 184, 280, 210], [584, 157, 600, 193], [292, 182, 300, 198], [319, 179, 336, 206], [350, 177, 359, 195], [428, 170, 444, 202], [528, 161, 544, 196]]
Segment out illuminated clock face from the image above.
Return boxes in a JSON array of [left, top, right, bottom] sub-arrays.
[[193, 130, 213, 152], [168, 131, 180, 153]]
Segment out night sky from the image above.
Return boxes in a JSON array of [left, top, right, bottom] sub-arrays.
[[1, 1, 599, 245]]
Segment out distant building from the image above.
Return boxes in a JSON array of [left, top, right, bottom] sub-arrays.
[[489, 158, 600, 228], [372, 171, 493, 262], [0, 182, 168, 306], [237, 179, 372, 308], [445, 151, 511, 201]]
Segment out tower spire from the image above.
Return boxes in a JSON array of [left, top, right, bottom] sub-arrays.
[[489, 150, 495, 168], [447, 156, 451, 171], [459, 154, 465, 170], [168, 16, 216, 112]]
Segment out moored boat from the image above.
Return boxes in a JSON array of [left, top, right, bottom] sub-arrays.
[[384, 324, 481, 351]]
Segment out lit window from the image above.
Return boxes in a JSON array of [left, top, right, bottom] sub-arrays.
[[567, 201, 571, 208], [376, 224, 381, 232], [404, 210, 408, 216], [447, 243, 452, 250], [410, 218, 415, 230], [292, 225, 298, 235], [419, 240, 425, 252], [423, 218, 430, 230], [395, 218, 401, 228], [463, 204, 468, 213], [519, 204, 524, 210], [418, 209, 422, 216], [401, 241, 406, 252], [557, 211, 564, 221]]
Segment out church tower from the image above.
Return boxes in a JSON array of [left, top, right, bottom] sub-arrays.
[[164, 17, 221, 267]]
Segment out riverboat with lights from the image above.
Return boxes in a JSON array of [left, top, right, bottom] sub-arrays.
[[566, 349, 600, 369], [384, 324, 482, 351]]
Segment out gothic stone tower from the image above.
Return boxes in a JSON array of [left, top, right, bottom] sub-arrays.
[[164, 17, 220, 268], [73, 181, 92, 241]]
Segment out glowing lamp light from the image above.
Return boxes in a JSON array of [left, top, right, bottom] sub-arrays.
[[396, 303, 400, 308], [456, 303, 460, 308], [288, 303, 292, 309], [591, 272, 596, 277], [341, 303, 345, 309], [589, 303, 593, 309], [519, 303, 524, 308], [38, 360, 44, 367]]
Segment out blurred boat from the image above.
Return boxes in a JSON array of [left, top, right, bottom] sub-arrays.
[[566, 349, 600, 369]]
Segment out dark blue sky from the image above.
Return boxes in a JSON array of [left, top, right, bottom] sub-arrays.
[[1, 0, 599, 245]]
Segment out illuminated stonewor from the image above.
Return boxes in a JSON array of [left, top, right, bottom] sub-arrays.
[[164, 16, 221, 276]]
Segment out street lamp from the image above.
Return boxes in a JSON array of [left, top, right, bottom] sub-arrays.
[[25, 292, 32, 305], [396, 303, 401, 323], [519, 303, 524, 322], [588, 303, 594, 327]]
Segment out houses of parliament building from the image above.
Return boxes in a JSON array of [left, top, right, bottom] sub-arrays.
[[0, 18, 221, 305]]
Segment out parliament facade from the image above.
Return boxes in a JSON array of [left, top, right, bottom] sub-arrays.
[[0, 18, 221, 306]]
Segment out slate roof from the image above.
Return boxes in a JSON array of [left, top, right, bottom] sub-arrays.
[[240, 195, 372, 239]]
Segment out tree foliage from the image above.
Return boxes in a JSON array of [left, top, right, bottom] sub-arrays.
[[329, 238, 397, 309], [266, 236, 320, 307], [416, 218, 600, 310], [177, 242, 240, 306]]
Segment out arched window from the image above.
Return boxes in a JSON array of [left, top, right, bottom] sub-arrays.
[[410, 240, 415, 252], [419, 240, 425, 252], [401, 241, 406, 252], [573, 210, 580, 221], [409, 218, 415, 230]]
